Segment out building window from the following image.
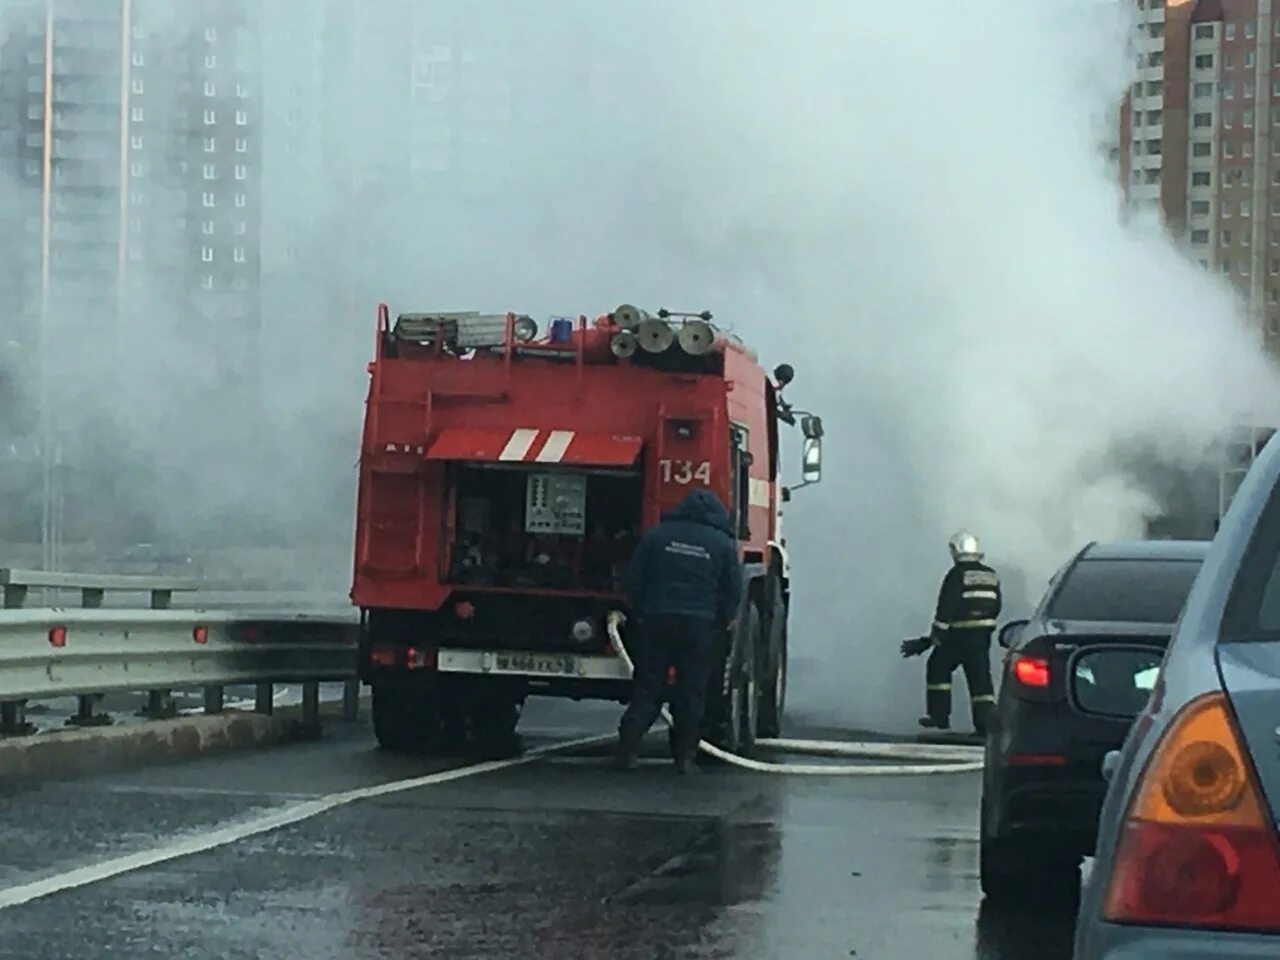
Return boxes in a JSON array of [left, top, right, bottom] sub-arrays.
[[1244, 230, 1252, 247], [1272, 261, 1280, 276], [234, 221, 247, 236], [1147, 138, 1162, 155], [1148, 51, 1164, 68], [131, 134, 143, 150], [26, 103, 41, 120], [1227, 22, 1238, 40], [205, 27, 217, 42], [24, 160, 38, 178], [1193, 171, 1211, 187], [1196, 54, 1215, 69], [1271, 290, 1280, 304], [203, 163, 217, 180], [1246, 81, 1255, 100], [204, 137, 216, 153], [234, 164, 247, 181], [1222, 260, 1233, 274], [1225, 110, 1235, 129], [1225, 82, 1236, 101], [1195, 82, 1214, 98], [130, 161, 143, 178], [234, 193, 247, 208], [1147, 80, 1162, 96], [1224, 229, 1234, 246], [1194, 112, 1213, 128], [202, 275, 214, 290], [233, 247, 245, 263], [1247, 20, 1257, 39], [132, 51, 144, 67], [1196, 24, 1215, 40], [232, 278, 248, 292], [130, 191, 144, 206], [1193, 141, 1213, 157], [234, 138, 247, 153], [235, 110, 248, 126], [1192, 200, 1211, 216], [1247, 50, 1257, 68], [202, 192, 216, 208], [205, 54, 217, 69], [1246, 108, 1255, 127], [202, 221, 215, 236], [1244, 199, 1253, 217], [1225, 140, 1236, 158], [236, 83, 248, 98], [1192, 230, 1210, 244], [1245, 139, 1254, 158], [1147, 109, 1162, 125], [205, 80, 217, 97], [204, 109, 216, 125], [131, 106, 144, 122], [1144, 168, 1159, 185], [201, 247, 214, 263], [131, 78, 144, 95], [1243, 260, 1252, 276]]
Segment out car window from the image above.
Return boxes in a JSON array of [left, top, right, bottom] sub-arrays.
[[1046, 558, 1202, 623], [1072, 647, 1164, 717]]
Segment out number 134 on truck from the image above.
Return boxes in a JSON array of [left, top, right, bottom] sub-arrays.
[[351, 303, 824, 755]]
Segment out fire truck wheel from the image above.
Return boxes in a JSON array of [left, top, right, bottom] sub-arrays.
[[757, 578, 787, 739], [371, 677, 443, 754], [704, 602, 761, 762]]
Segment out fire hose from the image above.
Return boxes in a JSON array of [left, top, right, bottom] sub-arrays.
[[605, 612, 985, 776]]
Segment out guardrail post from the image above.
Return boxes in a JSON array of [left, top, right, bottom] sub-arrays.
[[255, 682, 273, 715], [150, 588, 173, 610], [0, 701, 35, 737], [81, 587, 104, 608], [301, 681, 321, 735], [203, 686, 224, 715], [66, 694, 112, 728], [3, 584, 27, 609], [342, 679, 360, 721], [139, 689, 176, 719]]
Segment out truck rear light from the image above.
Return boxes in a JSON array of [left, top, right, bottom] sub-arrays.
[[1102, 692, 1280, 932], [369, 644, 398, 668], [48, 625, 67, 648], [1012, 655, 1050, 688], [192, 625, 209, 645], [405, 646, 437, 670]]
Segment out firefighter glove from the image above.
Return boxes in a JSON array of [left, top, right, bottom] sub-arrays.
[[900, 636, 932, 658]]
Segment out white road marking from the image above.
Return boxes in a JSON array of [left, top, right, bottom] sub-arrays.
[[0, 733, 610, 910], [498, 428, 539, 461], [534, 430, 574, 463]]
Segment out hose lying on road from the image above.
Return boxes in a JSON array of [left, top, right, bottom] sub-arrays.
[[606, 613, 984, 776]]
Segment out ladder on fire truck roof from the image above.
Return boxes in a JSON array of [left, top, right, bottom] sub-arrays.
[[1218, 424, 1277, 522]]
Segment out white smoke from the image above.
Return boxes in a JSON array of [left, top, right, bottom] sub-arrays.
[[3, 2, 1277, 730]]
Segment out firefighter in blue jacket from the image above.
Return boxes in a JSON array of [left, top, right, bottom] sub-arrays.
[[902, 530, 1001, 735], [615, 490, 743, 774]]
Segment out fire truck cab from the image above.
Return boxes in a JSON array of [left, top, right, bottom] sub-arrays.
[[351, 303, 823, 756]]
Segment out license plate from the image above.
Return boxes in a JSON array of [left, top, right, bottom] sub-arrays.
[[493, 652, 578, 676]]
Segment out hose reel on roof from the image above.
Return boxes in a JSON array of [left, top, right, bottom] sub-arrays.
[[609, 304, 722, 360]]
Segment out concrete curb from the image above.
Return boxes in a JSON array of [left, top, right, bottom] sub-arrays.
[[0, 700, 364, 781]]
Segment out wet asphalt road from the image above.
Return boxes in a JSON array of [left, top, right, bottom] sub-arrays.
[[0, 700, 1079, 959]]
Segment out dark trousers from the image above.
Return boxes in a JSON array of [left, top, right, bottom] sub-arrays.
[[618, 614, 715, 756], [925, 630, 996, 733]]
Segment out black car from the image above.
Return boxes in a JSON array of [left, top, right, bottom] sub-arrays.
[[979, 538, 1209, 900]]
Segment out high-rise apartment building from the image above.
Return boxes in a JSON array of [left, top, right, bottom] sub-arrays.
[[1121, 0, 1280, 341], [0, 0, 262, 557]]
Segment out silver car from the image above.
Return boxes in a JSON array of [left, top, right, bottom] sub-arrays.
[[1074, 442, 1280, 958]]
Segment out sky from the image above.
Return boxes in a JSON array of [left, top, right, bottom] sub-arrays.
[[2, 1, 1278, 729]]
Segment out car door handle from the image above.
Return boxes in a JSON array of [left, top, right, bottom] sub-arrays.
[[1102, 750, 1121, 783]]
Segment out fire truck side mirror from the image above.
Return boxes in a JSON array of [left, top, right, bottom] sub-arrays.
[[801, 415, 824, 440], [801, 437, 822, 484]]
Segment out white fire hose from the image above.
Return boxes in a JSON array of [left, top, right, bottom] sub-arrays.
[[606, 612, 984, 776]]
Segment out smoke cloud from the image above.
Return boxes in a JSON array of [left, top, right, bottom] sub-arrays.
[[2, 2, 1277, 729]]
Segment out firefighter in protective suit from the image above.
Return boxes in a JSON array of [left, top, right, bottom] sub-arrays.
[[901, 531, 1001, 734]]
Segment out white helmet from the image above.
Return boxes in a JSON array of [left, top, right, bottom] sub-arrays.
[[949, 530, 982, 563]]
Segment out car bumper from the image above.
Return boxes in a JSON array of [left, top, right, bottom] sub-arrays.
[[994, 775, 1107, 854], [1076, 922, 1280, 959]]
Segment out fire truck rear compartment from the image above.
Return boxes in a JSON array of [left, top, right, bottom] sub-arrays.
[[447, 463, 640, 594]]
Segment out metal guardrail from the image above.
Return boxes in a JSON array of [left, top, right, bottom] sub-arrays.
[[0, 569, 361, 738]]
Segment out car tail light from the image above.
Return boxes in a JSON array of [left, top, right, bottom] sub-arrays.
[[1102, 691, 1280, 932], [1012, 655, 1050, 688], [405, 646, 437, 670], [369, 644, 398, 668]]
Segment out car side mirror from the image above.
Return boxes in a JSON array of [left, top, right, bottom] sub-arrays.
[[997, 619, 1029, 649], [801, 437, 821, 484], [801, 415, 824, 440]]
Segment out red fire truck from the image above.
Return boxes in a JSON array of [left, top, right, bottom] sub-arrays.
[[351, 304, 823, 755]]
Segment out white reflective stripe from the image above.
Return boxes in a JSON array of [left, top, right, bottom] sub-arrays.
[[534, 430, 574, 463], [933, 619, 950, 631], [971, 694, 997, 703], [927, 683, 952, 691], [962, 590, 999, 600], [951, 618, 997, 628], [499, 428, 539, 461]]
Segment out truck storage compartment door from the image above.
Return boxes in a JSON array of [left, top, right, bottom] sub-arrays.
[[427, 427, 643, 467]]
